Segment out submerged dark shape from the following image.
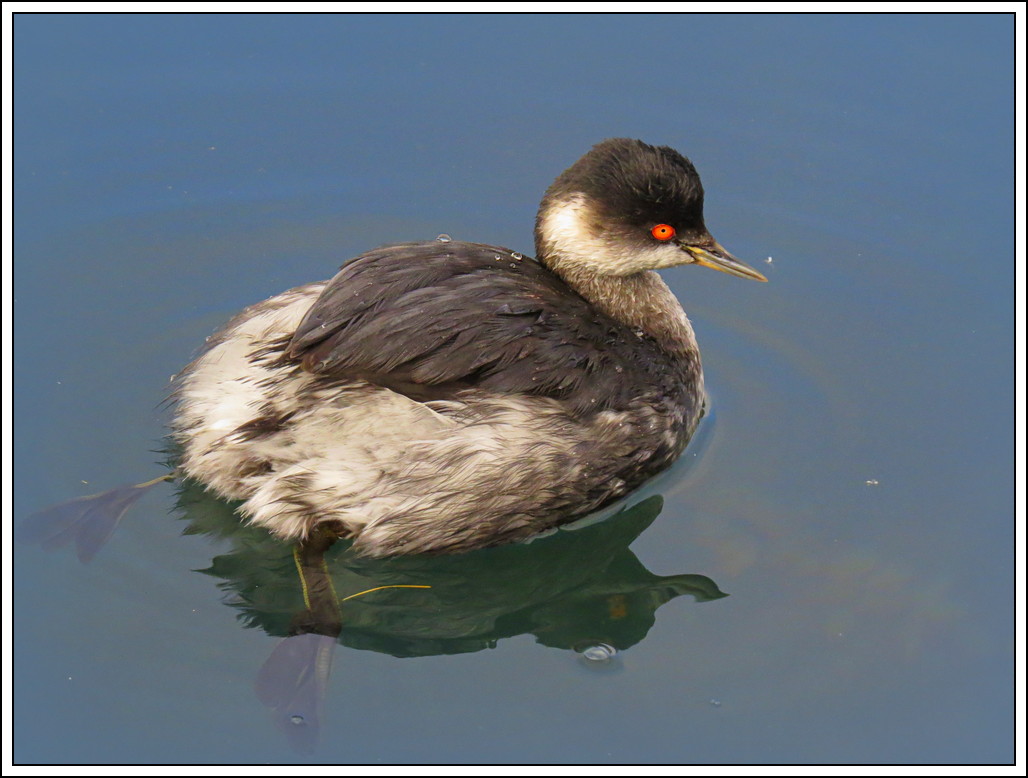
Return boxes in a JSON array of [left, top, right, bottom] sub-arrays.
[[168, 138, 767, 556]]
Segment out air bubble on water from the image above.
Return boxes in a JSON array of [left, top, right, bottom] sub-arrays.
[[436, 234, 452, 243], [709, 699, 722, 708], [865, 479, 880, 486], [289, 715, 306, 726], [579, 643, 616, 663]]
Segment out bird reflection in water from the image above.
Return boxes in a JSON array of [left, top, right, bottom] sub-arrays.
[[173, 481, 726, 752]]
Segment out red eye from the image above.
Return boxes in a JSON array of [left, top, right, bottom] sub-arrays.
[[651, 224, 676, 241]]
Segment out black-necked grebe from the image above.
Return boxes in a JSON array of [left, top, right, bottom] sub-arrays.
[[171, 138, 766, 556]]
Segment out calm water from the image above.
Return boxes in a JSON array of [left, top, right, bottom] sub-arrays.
[[12, 13, 1014, 764]]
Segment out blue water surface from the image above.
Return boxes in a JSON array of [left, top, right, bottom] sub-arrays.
[[12, 13, 1015, 765]]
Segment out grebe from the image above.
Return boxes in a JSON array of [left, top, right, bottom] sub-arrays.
[[171, 138, 766, 557]]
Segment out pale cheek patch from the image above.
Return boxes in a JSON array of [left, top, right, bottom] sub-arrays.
[[537, 195, 689, 276]]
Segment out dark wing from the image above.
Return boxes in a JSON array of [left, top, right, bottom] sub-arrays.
[[285, 241, 666, 412]]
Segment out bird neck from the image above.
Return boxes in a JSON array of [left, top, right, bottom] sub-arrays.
[[549, 260, 699, 358]]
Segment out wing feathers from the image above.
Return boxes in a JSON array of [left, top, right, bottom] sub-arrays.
[[285, 241, 670, 412]]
